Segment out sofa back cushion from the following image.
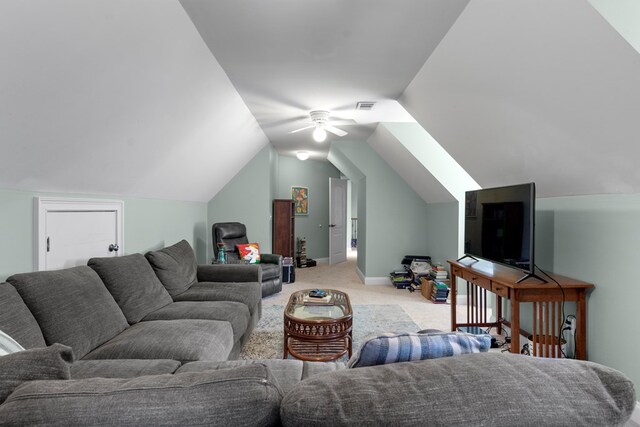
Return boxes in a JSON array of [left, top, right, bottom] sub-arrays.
[[7, 266, 129, 359], [0, 343, 73, 404], [145, 240, 198, 297], [280, 353, 637, 426], [88, 254, 173, 324], [0, 282, 46, 349]]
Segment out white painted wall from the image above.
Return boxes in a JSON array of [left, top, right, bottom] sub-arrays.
[[400, 0, 640, 198], [0, 0, 268, 202]]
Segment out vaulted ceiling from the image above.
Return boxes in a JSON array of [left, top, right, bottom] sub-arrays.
[[1, 0, 639, 202]]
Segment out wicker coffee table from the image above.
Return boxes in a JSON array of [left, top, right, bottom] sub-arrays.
[[283, 289, 353, 361]]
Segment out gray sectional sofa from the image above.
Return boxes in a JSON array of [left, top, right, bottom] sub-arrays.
[[1, 240, 262, 373], [0, 239, 637, 425]]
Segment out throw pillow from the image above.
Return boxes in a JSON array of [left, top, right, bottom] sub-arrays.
[[237, 243, 261, 264], [0, 343, 73, 404], [0, 330, 25, 356], [346, 331, 491, 368]]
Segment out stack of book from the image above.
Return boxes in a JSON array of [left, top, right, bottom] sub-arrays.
[[303, 294, 334, 305], [431, 281, 450, 304], [389, 267, 413, 289], [429, 265, 448, 281], [296, 238, 307, 267]]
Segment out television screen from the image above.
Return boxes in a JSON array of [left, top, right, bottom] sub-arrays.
[[463, 183, 535, 274]]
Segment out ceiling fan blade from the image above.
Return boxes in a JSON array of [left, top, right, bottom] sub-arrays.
[[325, 125, 348, 137], [289, 125, 315, 134], [326, 120, 356, 126]]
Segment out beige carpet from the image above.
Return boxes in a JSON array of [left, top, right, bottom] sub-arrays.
[[262, 251, 451, 332]]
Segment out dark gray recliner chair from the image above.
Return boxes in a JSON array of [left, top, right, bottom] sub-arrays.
[[212, 222, 283, 298]]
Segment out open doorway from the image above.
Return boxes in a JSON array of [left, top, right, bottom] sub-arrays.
[[329, 177, 348, 265]]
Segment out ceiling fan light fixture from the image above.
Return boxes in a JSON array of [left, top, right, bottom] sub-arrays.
[[296, 151, 309, 161], [312, 126, 327, 142]]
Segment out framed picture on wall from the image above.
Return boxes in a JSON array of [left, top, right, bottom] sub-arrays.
[[291, 186, 308, 215]]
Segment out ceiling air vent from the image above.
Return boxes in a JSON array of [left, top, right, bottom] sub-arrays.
[[356, 101, 376, 111]]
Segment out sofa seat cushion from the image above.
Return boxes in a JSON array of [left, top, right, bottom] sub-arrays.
[[142, 301, 250, 344], [71, 359, 181, 379], [259, 262, 281, 281], [145, 240, 198, 298], [82, 319, 234, 363], [175, 282, 261, 318], [0, 344, 73, 404], [0, 282, 46, 349], [7, 266, 129, 359], [280, 353, 637, 427], [88, 253, 173, 324], [0, 364, 282, 426], [178, 359, 345, 394]]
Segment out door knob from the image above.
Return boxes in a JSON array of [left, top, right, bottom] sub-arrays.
[[109, 244, 119, 252], [328, 224, 336, 228]]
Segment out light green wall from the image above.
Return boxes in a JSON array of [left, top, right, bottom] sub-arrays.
[[424, 201, 459, 266], [0, 188, 207, 281], [207, 145, 275, 261], [534, 193, 640, 392], [327, 145, 367, 273], [330, 141, 433, 277], [206, 145, 340, 261], [276, 156, 341, 260], [356, 178, 367, 274]]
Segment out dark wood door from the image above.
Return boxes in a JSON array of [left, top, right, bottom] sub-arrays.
[[273, 199, 295, 257]]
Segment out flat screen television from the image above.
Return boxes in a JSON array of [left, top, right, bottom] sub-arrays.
[[462, 182, 544, 283]]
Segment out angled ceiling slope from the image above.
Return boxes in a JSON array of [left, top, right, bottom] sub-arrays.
[[0, 0, 267, 202], [400, 0, 640, 198], [181, 0, 470, 159]]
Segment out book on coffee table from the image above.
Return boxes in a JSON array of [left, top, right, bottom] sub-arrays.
[[303, 294, 334, 305]]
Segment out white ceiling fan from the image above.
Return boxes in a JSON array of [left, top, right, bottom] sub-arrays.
[[289, 110, 349, 142]]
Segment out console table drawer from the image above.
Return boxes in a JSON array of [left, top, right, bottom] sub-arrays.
[[461, 272, 490, 289], [492, 283, 510, 298], [451, 266, 464, 277]]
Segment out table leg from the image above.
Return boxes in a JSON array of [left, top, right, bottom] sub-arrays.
[[283, 332, 289, 359], [496, 294, 503, 335], [510, 294, 520, 355], [451, 274, 457, 331], [575, 290, 587, 360]]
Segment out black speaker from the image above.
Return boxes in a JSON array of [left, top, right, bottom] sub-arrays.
[[282, 265, 295, 283]]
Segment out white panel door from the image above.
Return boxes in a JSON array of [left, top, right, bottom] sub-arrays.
[[45, 211, 118, 270], [35, 197, 124, 271], [329, 178, 348, 265]]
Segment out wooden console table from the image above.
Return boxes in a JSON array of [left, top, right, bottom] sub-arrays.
[[448, 259, 594, 359]]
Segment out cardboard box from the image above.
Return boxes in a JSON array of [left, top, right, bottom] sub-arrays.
[[420, 277, 450, 301]]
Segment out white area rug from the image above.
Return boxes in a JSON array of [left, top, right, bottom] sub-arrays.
[[240, 303, 421, 360]]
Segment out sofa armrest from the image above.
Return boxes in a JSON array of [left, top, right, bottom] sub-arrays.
[[197, 264, 262, 283], [0, 364, 282, 426], [261, 253, 283, 268]]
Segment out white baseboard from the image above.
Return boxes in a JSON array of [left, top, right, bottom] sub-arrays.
[[355, 267, 389, 285], [315, 257, 329, 264], [364, 276, 391, 285]]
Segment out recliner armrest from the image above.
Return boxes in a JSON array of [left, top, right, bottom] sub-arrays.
[[197, 264, 262, 283]]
